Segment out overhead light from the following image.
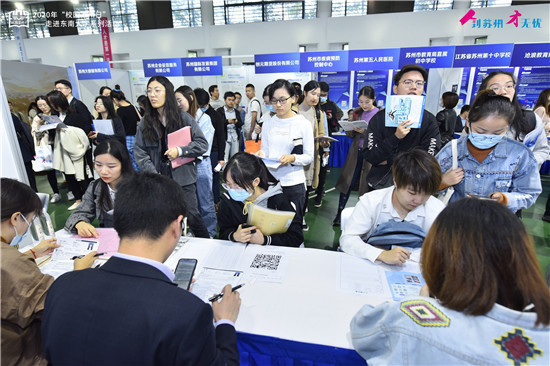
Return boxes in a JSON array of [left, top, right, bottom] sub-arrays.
[[15, 3, 24, 9], [71, 0, 80, 4]]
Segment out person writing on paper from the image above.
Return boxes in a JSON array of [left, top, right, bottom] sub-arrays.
[[258, 79, 314, 228], [218, 152, 303, 247], [1, 178, 96, 366], [350, 198, 550, 365], [65, 139, 134, 237], [42, 173, 242, 365], [89, 96, 125, 145], [134, 76, 210, 238], [340, 149, 444, 265], [437, 90, 542, 213]]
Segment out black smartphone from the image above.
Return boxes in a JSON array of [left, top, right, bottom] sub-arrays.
[[174, 258, 197, 290], [242, 223, 256, 234]]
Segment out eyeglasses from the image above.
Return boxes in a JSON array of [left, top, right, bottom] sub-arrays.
[[269, 96, 292, 105], [400, 80, 426, 88], [146, 88, 164, 96], [488, 83, 515, 93], [94, 102, 104, 106], [222, 182, 245, 191]]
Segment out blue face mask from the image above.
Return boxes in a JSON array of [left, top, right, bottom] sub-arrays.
[[320, 96, 327, 103], [228, 187, 252, 202], [201, 107, 208, 112], [11, 214, 31, 247], [265, 105, 275, 113], [468, 131, 505, 149]]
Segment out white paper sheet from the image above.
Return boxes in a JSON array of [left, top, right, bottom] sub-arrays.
[[92, 119, 114, 135], [202, 242, 246, 270], [51, 238, 99, 261], [191, 268, 245, 302], [41, 260, 74, 279], [338, 255, 389, 297]]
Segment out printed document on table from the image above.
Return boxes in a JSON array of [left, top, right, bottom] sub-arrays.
[[41, 260, 74, 279], [239, 245, 289, 283], [338, 255, 389, 298], [51, 237, 99, 261], [202, 241, 247, 270], [191, 268, 245, 302]]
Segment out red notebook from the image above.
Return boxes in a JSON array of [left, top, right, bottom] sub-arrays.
[[167, 126, 194, 168]]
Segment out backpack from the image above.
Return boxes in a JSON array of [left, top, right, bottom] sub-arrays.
[[365, 219, 426, 250]]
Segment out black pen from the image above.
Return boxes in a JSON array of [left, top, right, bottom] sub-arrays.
[[71, 252, 106, 260], [208, 284, 244, 302]]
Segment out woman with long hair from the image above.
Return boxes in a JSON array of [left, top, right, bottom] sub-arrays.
[[351, 198, 550, 364], [89, 95, 125, 145], [134, 76, 210, 238], [111, 85, 142, 170], [65, 139, 134, 237], [333, 86, 379, 226]]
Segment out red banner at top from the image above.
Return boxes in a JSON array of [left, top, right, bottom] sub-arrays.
[[100, 17, 112, 66]]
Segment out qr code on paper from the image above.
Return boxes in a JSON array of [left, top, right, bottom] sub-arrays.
[[250, 254, 281, 271]]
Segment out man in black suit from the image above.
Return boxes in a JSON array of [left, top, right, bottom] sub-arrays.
[[42, 172, 242, 365]]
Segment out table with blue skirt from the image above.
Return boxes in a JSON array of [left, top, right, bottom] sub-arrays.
[[329, 132, 353, 168]]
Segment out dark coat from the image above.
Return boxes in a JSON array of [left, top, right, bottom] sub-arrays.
[[204, 106, 226, 160], [12, 114, 35, 162]]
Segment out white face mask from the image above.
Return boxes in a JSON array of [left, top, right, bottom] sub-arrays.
[[10, 213, 31, 246]]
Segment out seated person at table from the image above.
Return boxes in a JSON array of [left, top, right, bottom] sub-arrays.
[[1, 178, 95, 366], [218, 152, 303, 247], [64, 139, 134, 237], [339, 149, 444, 265], [351, 198, 550, 365], [42, 172, 242, 365]]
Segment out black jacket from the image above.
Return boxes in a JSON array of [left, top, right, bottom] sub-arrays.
[[204, 106, 226, 160], [436, 108, 457, 145], [320, 99, 343, 134], [12, 114, 35, 162], [216, 106, 243, 141], [69, 98, 94, 134]]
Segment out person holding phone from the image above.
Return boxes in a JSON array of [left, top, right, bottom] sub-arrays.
[[218, 152, 303, 247], [351, 198, 550, 365], [437, 90, 542, 212], [65, 139, 134, 237], [42, 173, 242, 365]]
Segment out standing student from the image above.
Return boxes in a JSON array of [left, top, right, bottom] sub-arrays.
[[455, 104, 470, 133], [351, 198, 550, 365], [437, 90, 542, 212], [111, 86, 141, 170], [217, 91, 244, 162], [234, 91, 246, 123], [252, 84, 275, 139], [333, 86, 379, 226], [89, 96, 125, 145], [208, 84, 224, 110], [479, 70, 549, 168], [134, 76, 210, 238], [340, 149, 444, 265], [319, 81, 344, 133], [244, 84, 262, 140], [259, 79, 314, 228], [436, 91, 459, 146], [99, 86, 112, 97], [218, 152, 303, 247], [176, 86, 217, 238], [65, 140, 134, 237], [363, 64, 441, 191], [11, 112, 37, 192]]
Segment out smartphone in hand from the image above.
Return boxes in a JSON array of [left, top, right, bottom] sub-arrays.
[[174, 258, 198, 290], [241, 223, 256, 234]]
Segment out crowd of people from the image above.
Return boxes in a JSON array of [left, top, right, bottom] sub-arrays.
[[3, 63, 550, 365]]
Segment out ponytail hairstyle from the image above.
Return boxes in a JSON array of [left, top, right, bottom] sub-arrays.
[[223, 152, 278, 192], [142, 76, 183, 142], [110, 84, 127, 102], [468, 90, 515, 127], [299, 80, 320, 105], [176, 85, 198, 118]]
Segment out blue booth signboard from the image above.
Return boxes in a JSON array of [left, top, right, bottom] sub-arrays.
[[75, 62, 111, 80], [182, 56, 223, 76], [349, 48, 400, 71], [300, 51, 348, 72], [399, 46, 455, 69], [511, 43, 550, 67], [255, 53, 300, 74], [453, 44, 514, 68], [143, 58, 183, 77]]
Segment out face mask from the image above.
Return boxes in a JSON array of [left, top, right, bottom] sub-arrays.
[[320, 97, 327, 103], [468, 131, 505, 149], [228, 187, 252, 202], [265, 105, 275, 113], [201, 107, 208, 112], [11, 214, 31, 246]]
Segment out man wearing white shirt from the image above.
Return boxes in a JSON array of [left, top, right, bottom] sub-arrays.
[[244, 84, 262, 140], [340, 149, 445, 265]]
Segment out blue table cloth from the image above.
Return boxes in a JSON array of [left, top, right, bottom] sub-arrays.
[[329, 133, 352, 168]]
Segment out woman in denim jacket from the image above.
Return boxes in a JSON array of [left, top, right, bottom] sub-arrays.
[[437, 90, 542, 212], [351, 198, 550, 365]]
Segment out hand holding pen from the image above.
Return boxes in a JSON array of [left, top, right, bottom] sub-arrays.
[[73, 251, 101, 271], [71, 252, 106, 260], [211, 284, 242, 323]]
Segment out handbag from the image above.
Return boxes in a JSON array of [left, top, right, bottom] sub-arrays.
[[32, 145, 54, 172], [438, 139, 458, 205]]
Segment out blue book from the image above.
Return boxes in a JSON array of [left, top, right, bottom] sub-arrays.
[[384, 95, 426, 129]]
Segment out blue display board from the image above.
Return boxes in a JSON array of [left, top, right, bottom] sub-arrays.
[[469, 66, 514, 104], [349, 48, 399, 71], [182, 56, 223, 76], [353, 70, 390, 109], [318, 72, 351, 111], [511, 43, 550, 67], [517, 67, 550, 109], [254, 53, 300, 74], [75, 62, 111, 80], [399, 46, 455, 69], [142, 58, 183, 77], [458, 67, 471, 109], [300, 51, 348, 72], [453, 44, 514, 68]]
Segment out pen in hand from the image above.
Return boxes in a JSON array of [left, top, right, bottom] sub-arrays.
[[208, 284, 244, 302], [71, 252, 106, 260]]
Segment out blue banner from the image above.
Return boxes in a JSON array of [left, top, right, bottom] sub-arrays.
[[142, 58, 183, 77], [255, 53, 300, 74], [300, 51, 348, 72], [353, 70, 390, 109], [182, 56, 223, 76], [511, 43, 550, 67], [399, 46, 455, 69], [75, 62, 111, 80], [517, 67, 550, 109], [349, 48, 399, 71], [453, 44, 514, 68], [318, 72, 351, 111], [458, 67, 471, 109]]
